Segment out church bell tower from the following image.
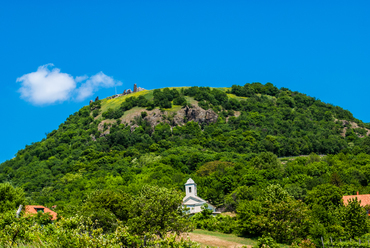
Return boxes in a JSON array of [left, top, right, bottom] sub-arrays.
[[185, 178, 197, 197]]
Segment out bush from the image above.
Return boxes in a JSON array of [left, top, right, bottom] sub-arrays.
[[92, 109, 100, 117], [255, 236, 280, 248], [173, 96, 187, 106], [191, 206, 237, 234], [291, 239, 316, 248]]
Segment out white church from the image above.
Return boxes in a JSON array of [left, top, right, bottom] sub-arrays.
[[182, 178, 219, 215]]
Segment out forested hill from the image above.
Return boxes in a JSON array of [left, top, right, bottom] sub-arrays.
[[1, 82, 370, 209]]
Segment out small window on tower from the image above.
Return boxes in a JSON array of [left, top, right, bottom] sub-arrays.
[[189, 187, 192, 193]]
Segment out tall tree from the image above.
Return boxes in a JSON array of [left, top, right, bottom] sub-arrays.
[[128, 185, 192, 238]]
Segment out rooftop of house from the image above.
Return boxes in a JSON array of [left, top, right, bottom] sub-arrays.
[[24, 205, 57, 220], [342, 192, 370, 207]]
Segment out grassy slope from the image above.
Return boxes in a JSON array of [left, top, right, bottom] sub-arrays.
[[96, 87, 240, 120], [100, 87, 240, 112], [100, 90, 152, 113]]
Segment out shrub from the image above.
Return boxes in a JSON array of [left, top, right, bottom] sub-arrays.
[[255, 236, 280, 248]]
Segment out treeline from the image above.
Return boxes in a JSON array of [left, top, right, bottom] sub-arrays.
[[3, 152, 370, 246]]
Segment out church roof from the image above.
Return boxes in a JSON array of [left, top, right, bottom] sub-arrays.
[[182, 195, 216, 209], [183, 195, 206, 204], [185, 178, 196, 185]]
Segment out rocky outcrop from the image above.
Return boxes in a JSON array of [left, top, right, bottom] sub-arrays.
[[136, 106, 218, 128], [104, 84, 146, 100], [130, 124, 139, 132], [107, 94, 122, 100], [95, 106, 218, 141], [97, 120, 116, 137], [335, 119, 370, 137], [181, 105, 218, 124]]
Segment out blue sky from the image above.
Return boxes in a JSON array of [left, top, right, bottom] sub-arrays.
[[0, 0, 369, 162]]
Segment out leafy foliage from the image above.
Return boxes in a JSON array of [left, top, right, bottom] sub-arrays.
[[0, 211, 199, 247], [2, 83, 370, 244], [127, 185, 192, 238], [0, 182, 25, 213]]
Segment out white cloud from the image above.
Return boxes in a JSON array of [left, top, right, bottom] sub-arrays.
[[17, 64, 76, 105], [75, 71, 122, 101], [75, 75, 88, 83], [17, 64, 122, 105]]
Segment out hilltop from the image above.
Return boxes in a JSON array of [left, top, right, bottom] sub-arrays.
[[1, 82, 370, 208], [92, 86, 232, 139]]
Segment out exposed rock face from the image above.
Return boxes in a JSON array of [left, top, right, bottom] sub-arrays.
[[130, 124, 139, 132], [335, 119, 370, 137], [123, 89, 127, 95], [126, 89, 132, 94], [134, 84, 138, 92], [97, 120, 116, 137], [95, 96, 99, 101], [95, 105, 218, 141], [139, 106, 218, 128], [181, 106, 218, 124]]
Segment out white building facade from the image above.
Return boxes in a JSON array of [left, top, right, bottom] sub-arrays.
[[182, 178, 217, 215]]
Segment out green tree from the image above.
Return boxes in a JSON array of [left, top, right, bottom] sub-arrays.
[[128, 185, 192, 238], [261, 184, 291, 203], [306, 184, 342, 210], [81, 190, 131, 232], [330, 172, 343, 187], [237, 198, 312, 243], [249, 152, 282, 171], [341, 198, 370, 238], [0, 182, 25, 213]]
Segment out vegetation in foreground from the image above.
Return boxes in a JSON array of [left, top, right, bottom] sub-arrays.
[[0, 183, 197, 247], [2, 83, 370, 246]]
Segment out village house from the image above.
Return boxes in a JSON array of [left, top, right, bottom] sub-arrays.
[[342, 192, 370, 215], [24, 205, 58, 220], [182, 178, 219, 215]]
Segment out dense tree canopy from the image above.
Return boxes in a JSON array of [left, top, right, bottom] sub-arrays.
[[2, 83, 370, 245]]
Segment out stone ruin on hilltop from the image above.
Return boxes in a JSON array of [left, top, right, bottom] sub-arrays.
[[122, 83, 145, 96], [90, 84, 146, 102]]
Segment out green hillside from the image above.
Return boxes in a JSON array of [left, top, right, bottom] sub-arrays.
[[2, 82, 370, 245]]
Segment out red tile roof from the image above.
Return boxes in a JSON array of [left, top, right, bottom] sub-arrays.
[[342, 194, 370, 207], [24, 205, 57, 220]]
